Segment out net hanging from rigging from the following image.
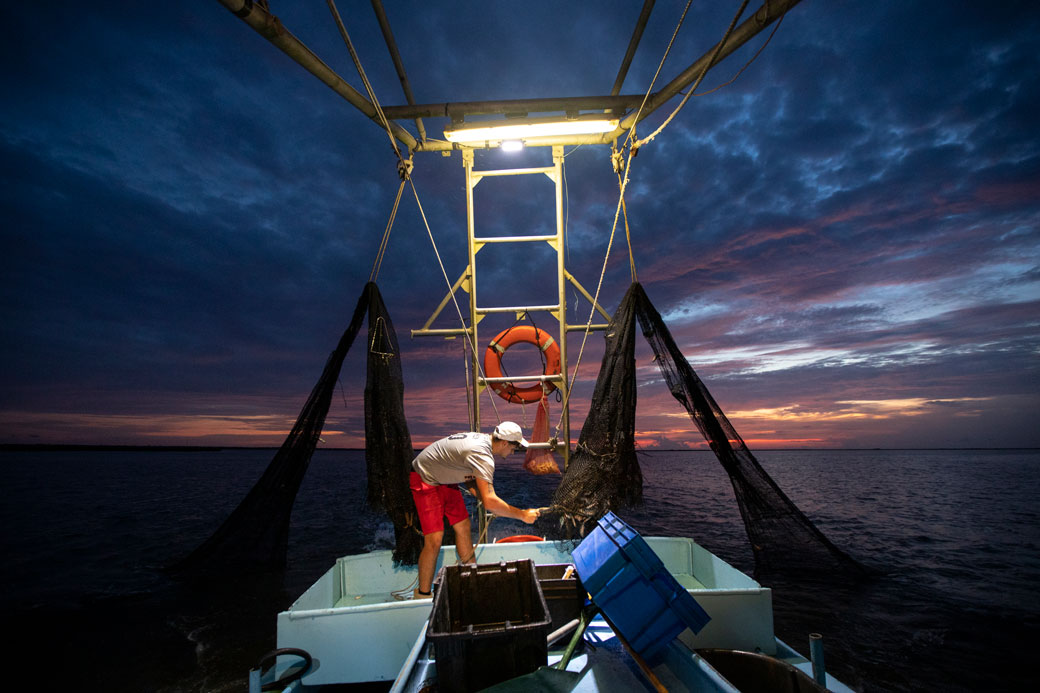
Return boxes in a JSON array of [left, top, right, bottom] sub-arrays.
[[548, 282, 644, 532], [546, 282, 867, 578], [170, 282, 421, 574], [363, 284, 423, 565]]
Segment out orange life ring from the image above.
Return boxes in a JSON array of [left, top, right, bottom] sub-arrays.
[[495, 534, 545, 543], [483, 326, 561, 404]]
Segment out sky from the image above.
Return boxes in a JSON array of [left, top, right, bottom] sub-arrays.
[[2, 1, 1038, 450]]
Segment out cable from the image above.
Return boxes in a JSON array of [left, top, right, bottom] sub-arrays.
[[633, 0, 750, 152], [620, 172, 637, 283], [407, 179, 502, 425], [327, 0, 501, 427], [326, 1, 418, 287], [548, 3, 701, 437], [476, 512, 494, 545], [463, 340, 475, 427], [370, 178, 406, 282], [327, 0, 404, 161], [390, 575, 419, 601], [553, 164, 627, 436], [622, 0, 695, 153], [551, 2, 759, 426], [685, 13, 785, 98]]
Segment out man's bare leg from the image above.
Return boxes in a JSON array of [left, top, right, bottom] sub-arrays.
[[416, 530, 443, 596], [452, 516, 475, 564]]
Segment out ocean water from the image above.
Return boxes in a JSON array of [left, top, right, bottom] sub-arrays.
[[2, 448, 1038, 691]]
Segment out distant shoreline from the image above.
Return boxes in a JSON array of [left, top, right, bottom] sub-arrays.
[[1, 444, 1036, 452]]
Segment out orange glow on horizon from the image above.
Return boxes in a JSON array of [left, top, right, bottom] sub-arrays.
[[1, 391, 999, 449]]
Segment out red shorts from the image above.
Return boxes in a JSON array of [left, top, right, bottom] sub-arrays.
[[409, 471, 469, 535]]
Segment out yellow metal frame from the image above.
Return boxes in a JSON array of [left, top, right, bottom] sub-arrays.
[[466, 146, 570, 465], [412, 145, 613, 470]]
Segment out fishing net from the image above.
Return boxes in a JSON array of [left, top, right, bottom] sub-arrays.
[[632, 283, 868, 577], [548, 283, 643, 535], [546, 282, 867, 577], [171, 282, 420, 573], [363, 287, 423, 565]]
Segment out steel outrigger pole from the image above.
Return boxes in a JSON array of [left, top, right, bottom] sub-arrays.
[[214, 0, 804, 152]]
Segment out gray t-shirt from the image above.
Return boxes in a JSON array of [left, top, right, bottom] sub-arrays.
[[413, 432, 495, 485]]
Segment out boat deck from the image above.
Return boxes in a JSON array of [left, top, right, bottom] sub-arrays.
[[331, 572, 709, 609], [276, 538, 821, 688]]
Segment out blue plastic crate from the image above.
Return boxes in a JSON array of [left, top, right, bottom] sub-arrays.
[[572, 512, 711, 661]]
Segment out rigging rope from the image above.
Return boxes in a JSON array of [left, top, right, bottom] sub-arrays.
[[686, 12, 785, 98], [563, 147, 581, 324], [370, 179, 406, 282], [621, 0, 694, 153], [633, 0, 750, 152], [549, 0, 702, 436], [328, 0, 503, 426], [463, 338, 474, 426], [327, 1, 418, 286], [553, 0, 765, 434], [328, 0, 504, 428], [327, 0, 405, 162], [407, 179, 503, 425], [619, 173, 637, 283], [553, 155, 629, 438]]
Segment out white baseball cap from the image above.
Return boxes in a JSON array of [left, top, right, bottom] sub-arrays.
[[493, 421, 529, 448]]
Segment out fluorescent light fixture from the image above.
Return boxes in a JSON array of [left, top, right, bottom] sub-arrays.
[[443, 115, 620, 144], [501, 140, 524, 152]]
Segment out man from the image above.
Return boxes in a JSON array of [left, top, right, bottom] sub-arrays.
[[409, 421, 541, 598]]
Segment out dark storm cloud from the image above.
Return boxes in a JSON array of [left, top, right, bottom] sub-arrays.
[[1, 134, 307, 400]]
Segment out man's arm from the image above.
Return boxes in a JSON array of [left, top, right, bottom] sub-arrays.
[[473, 478, 539, 524]]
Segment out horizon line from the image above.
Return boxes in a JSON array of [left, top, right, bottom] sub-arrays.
[[2, 444, 1037, 453]]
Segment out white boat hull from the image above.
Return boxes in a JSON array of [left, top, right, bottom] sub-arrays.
[[277, 537, 776, 686]]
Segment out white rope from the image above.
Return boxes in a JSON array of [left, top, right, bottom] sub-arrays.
[[546, 0, 695, 425], [390, 575, 419, 601], [619, 170, 637, 283], [553, 152, 633, 437], [686, 12, 786, 98], [633, 0, 750, 151], [621, 0, 695, 152], [328, 0, 401, 157], [327, 0, 404, 161], [326, 0, 503, 426], [327, 0, 420, 289], [463, 341, 474, 426], [370, 179, 406, 282], [476, 512, 494, 545], [563, 147, 580, 323], [328, 0, 498, 425], [552, 1, 755, 434]]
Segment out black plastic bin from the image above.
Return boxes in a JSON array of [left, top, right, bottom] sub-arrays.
[[427, 559, 551, 692], [535, 563, 585, 634]]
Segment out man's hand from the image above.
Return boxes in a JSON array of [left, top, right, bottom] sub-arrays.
[[473, 479, 541, 525]]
